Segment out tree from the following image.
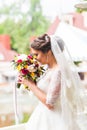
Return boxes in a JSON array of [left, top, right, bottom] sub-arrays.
[[0, 0, 50, 53], [75, 0, 87, 13]]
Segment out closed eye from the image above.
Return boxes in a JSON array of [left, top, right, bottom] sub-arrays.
[[33, 53, 38, 57]]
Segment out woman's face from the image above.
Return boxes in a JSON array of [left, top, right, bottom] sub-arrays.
[[30, 48, 48, 64]]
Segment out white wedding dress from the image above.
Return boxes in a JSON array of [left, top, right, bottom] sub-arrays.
[[25, 68, 81, 130]]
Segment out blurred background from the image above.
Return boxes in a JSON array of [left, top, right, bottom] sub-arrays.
[[0, 0, 87, 128]]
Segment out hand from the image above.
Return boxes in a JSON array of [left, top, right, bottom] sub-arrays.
[[18, 74, 35, 90]]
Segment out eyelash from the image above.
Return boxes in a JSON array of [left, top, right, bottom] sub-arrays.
[[35, 54, 38, 56]]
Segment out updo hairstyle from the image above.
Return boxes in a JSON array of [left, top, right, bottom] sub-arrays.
[[30, 34, 64, 53], [30, 34, 51, 53]]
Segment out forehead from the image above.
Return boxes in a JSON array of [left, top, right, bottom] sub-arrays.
[[30, 48, 41, 54]]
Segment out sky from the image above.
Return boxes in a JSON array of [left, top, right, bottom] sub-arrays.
[[0, 0, 81, 21], [41, 0, 81, 20]]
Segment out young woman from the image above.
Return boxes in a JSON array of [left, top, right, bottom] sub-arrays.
[[18, 34, 86, 130]]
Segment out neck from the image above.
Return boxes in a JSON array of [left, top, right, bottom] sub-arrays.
[[48, 56, 58, 69]]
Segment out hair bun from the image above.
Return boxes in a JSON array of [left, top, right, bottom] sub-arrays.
[[30, 33, 51, 53], [44, 34, 50, 43]]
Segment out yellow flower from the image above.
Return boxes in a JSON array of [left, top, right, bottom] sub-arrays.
[[24, 85, 28, 89], [31, 72, 35, 77], [17, 65, 21, 71], [33, 55, 37, 59], [24, 65, 28, 69], [30, 58, 36, 63]]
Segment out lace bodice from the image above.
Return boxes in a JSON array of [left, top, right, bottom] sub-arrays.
[[37, 68, 61, 106]]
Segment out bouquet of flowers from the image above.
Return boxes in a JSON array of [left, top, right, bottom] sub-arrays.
[[12, 54, 45, 88]]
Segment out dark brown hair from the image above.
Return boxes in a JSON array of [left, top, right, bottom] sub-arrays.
[[30, 34, 51, 53], [30, 34, 64, 53]]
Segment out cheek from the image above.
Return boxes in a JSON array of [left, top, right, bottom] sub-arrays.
[[40, 56, 46, 64], [36, 55, 41, 61], [38, 55, 43, 61], [37, 55, 46, 64]]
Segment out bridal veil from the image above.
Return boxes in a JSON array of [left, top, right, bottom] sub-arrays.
[[50, 35, 87, 129]]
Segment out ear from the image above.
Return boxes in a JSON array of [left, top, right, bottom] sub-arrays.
[[47, 50, 52, 56]]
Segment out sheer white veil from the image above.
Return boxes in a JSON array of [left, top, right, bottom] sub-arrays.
[[50, 35, 86, 129]]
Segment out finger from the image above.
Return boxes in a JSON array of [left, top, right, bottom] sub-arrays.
[[18, 75, 22, 78], [18, 79, 23, 84]]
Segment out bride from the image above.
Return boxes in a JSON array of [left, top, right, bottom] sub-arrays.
[[18, 34, 87, 130]]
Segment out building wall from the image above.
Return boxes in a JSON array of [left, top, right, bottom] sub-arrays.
[[0, 35, 11, 50]]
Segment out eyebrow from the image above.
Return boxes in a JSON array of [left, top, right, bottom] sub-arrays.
[[31, 53, 38, 56], [34, 53, 38, 56]]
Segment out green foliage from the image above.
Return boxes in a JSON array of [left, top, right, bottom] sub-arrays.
[[76, 8, 87, 13], [75, 0, 87, 13], [74, 61, 82, 66], [21, 113, 31, 123], [76, 8, 83, 13], [0, 0, 50, 54]]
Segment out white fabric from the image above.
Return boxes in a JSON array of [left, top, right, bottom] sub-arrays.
[[25, 67, 87, 130], [46, 69, 61, 105], [26, 69, 79, 130], [25, 35, 87, 130], [50, 35, 87, 130]]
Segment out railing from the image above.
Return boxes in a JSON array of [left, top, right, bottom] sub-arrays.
[[0, 123, 26, 130]]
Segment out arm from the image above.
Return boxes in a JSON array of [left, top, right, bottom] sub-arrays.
[[46, 70, 61, 106], [18, 70, 61, 109], [19, 78, 53, 109], [28, 82, 54, 109]]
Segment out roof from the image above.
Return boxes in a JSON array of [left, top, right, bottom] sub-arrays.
[[55, 22, 87, 61], [47, 13, 87, 35], [47, 16, 60, 35]]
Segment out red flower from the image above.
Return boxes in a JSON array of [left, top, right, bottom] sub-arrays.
[[17, 59, 22, 63], [37, 73, 40, 77], [35, 64, 39, 67], [12, 54, 45, 89], [28, 55, 33, 59], [21, 69, 29, 75]]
